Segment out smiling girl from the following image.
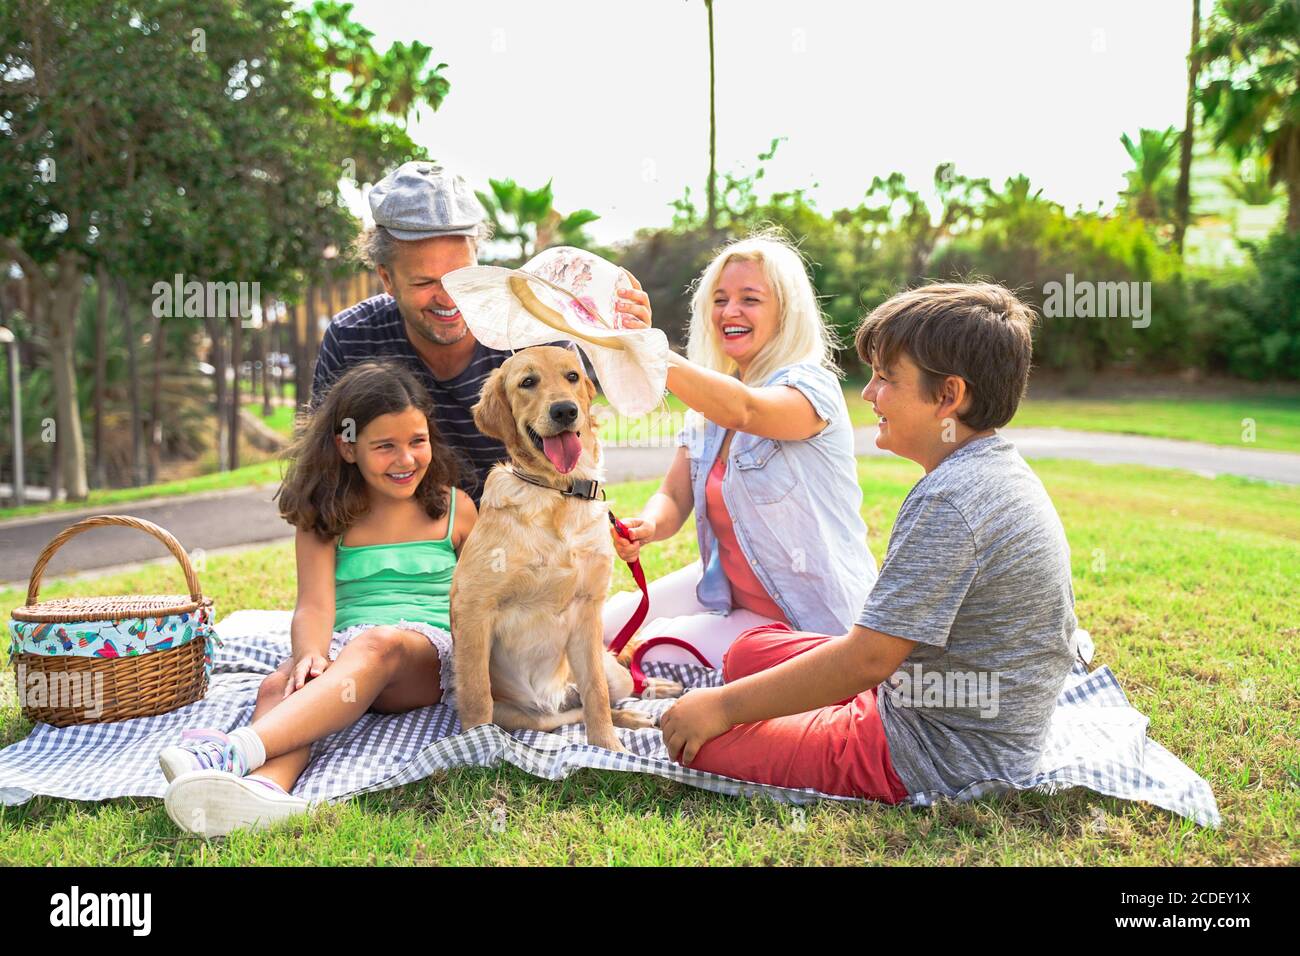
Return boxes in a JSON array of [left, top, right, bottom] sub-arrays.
[[157, 361, 476, 836], [603, 232, 877, 668]]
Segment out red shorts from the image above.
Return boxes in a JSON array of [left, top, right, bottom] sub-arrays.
[[688, 624, 910, 803]]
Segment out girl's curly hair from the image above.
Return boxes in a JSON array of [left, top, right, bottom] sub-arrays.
[[275, 361, 459, 539]]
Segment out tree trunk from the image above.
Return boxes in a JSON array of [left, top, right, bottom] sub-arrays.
[[290, 298, 306, 407], [228, 314, 242, 470], [1173, 0, 1201, 254], [261, 298, 274, 416], [1288, 173, 1300, 235], [117, 278, 146, 486], [47, 252, 88, 500], [275, 312, 285, 403], [306, 283, 320, 394], [705, 0, 717, 231], [93, 263, 109, 488], [48, 411, 62, 501], [205, 315, 228, 472], [147, 309, 166, 483]]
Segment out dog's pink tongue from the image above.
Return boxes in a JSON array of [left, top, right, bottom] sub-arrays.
[[542, 431, 583, 474]]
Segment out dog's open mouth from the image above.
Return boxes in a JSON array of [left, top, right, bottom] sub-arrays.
[[526, 425, 583, 475]]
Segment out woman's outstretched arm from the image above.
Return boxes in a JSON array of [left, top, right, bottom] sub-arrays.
[[663, 352, 827, 440]]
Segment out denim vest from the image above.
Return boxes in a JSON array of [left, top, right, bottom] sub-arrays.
[[678, 362, 878, 635]]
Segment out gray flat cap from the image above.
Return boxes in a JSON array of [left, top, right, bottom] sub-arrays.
[[368, 161, 486, 241]]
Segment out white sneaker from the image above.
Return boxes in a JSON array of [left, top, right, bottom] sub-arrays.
[[1071, 627, 1095, 666], [158, 728, 249, 783], [164, 770, 309, 837]]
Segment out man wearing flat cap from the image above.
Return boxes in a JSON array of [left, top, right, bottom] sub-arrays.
[[310, 161, 508, 503]]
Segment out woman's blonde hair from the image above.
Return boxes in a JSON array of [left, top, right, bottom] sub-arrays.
[[685, 228, 841, 386]]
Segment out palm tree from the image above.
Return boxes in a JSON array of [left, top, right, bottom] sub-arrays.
[[1199, 0, 1300, 233], [705, 0, 718, 231], [1222, 155, 1283, 205], [309, 1, 374, 82], [1173, 0, 1202, 253], [476, 178, 600, 262], [371, 41, 450, 129], [982, 174, 1058, 223], [1120, 127, 1182, 221]]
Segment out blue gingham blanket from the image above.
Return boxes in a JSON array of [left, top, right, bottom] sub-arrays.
[[0, 610, 1220, 827]]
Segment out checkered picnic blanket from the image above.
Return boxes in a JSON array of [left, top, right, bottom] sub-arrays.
[[0, 610, 1220, 827]]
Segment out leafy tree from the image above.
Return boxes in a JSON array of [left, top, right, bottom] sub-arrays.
[[863, 164, 990, 282], [1227, 228, 1300, 377], [1199, 0, 1300, 233], [670, 137, 789, 231], [982, 174, 1061, 224], [0, 0, 422, 495], [364, 41, 449, 129], [306, 2, 449, 131]]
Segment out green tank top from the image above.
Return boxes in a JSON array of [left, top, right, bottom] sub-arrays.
[[333, 493, 456, 632]]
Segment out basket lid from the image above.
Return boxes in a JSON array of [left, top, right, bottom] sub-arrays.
[[10, 594, 211, 623]]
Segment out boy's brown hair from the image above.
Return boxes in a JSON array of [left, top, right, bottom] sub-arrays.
[[855, 282, 1036, 430], [275, 361, 459, 539]]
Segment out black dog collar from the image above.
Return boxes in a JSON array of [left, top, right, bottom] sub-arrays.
[[509, 468, 605, 501]]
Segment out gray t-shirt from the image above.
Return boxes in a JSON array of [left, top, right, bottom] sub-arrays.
[[856, 435, 1076, 796]]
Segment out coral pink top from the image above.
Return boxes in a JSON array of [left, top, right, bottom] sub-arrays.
[[705, 454, 789, 623]]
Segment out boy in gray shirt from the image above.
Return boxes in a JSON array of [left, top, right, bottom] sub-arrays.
[[857, 434, 1076, 795], [660, 282, 1077, 802]]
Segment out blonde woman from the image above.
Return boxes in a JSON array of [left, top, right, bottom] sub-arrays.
[[603, 233, 877, 668]]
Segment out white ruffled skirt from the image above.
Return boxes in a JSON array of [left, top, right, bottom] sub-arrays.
[[328, 619, 456, 704]]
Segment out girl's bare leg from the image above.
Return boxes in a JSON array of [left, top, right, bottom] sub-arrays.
[[250, 627, 443, 770], [246, 659, 312, 793]]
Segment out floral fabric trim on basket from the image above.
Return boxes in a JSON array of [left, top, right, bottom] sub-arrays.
[[9, 606, 222, 678]]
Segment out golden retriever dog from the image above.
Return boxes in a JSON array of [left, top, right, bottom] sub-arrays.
[[450, 346, 680, 751]]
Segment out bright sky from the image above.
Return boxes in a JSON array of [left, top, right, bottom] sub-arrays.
[[339, 0, 1200, 245]]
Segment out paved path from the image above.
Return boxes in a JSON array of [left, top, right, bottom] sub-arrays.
[[860, 427, 1300, 484], [2, 427, 1296, 587]]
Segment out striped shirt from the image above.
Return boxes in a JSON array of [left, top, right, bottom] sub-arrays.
[[309, 294, 511, 503]]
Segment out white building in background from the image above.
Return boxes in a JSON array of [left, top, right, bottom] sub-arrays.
[[1183, 128, 1286, 269]]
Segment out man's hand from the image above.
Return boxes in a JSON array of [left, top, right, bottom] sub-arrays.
[[660, 686, 735, 766], [284, 653, 330, 698], [616, 269, 652, 329], [610, 516, 655, 562]]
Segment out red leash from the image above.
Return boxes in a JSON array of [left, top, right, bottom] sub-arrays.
[[607, 512, 713, 696]]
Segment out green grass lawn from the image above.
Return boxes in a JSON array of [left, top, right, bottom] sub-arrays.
[[1, 458, 1296, 865], [1007, 397, 1300, 453], [257, 403, 298, 438]]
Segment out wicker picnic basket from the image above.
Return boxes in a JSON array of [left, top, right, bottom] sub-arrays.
[[8, 515, 217, 727]]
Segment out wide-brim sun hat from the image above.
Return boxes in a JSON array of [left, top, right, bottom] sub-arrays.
[[442, 246, 670, 415]]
